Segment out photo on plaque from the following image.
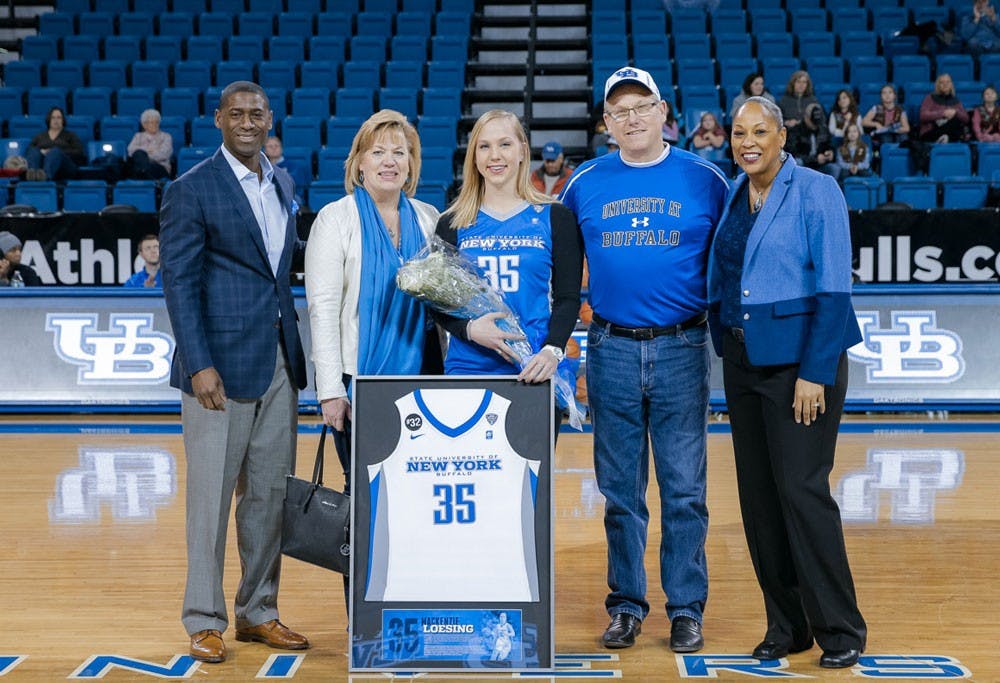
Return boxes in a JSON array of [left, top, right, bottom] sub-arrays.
[[349, 376, 554, 672]]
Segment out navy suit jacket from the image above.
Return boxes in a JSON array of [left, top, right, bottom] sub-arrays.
[[159, 148, 307, 399], [707, 156, 862, 386]]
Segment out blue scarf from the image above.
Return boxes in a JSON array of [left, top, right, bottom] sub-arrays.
[[354, 186, 427, 385]]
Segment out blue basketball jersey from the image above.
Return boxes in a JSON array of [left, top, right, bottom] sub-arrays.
[[445, 203, 554, 375], [560, 147, 729, 328]]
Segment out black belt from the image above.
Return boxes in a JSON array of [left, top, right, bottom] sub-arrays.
[[592, 312, 707, 340]]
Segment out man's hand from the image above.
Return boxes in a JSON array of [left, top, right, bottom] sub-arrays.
[[320, 397, 351, 432], [192, 367, 227, 410]]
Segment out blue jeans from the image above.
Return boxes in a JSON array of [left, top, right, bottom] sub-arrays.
[[587, 320, 710, 623], [25, 146, 78, 180]]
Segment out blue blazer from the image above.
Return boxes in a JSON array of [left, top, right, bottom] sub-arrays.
[[707, 156, 862, 386], [159, 149, 307, 399]]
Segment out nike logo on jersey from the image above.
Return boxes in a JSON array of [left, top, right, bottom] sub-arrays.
[[410, 433, 425, 440]]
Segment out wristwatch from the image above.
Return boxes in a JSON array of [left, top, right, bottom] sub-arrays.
[[542, 345, 565, 362]]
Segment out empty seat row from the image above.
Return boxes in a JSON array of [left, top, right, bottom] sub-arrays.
[[3, 179, 158, 213], [53, 0, 470, 16], [843, 175, 994, 210]]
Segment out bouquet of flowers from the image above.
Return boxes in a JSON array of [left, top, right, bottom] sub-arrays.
[[397, 236, 586, 430]]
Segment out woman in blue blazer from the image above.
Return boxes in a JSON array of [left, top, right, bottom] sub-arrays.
[[707, 97, 867, 669]]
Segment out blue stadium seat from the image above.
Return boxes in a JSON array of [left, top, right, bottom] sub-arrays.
[[94, 0, 127, 12], [431, 35, 468, 62], [144, 36, 183, 62], [384, 60, 423, 89], [113, 180, 159, 212], [258, 61, 297, 90], [676, 59, 716, 87], [590, 10, 626, 36], [227, 36, 264, 62], [892, 176, 937, 209], [840, 31, 878, 58], [211, 0, 244, 13], [335, 88, 375, 119], [269, 36, 305, 62], [99, 115, 139, 143], [88, 61, 128, 89], [159, 114, 188, 150], [185, 36, 223, 63], [355, 11, 392, 36], [390, 35, 426, 63], [342, 61, 381, 89], [426, 61, 464, 89], [749, 8, 786, 34], [871, 7, 910, 35], [215, 61, 255, 86], [421, 88, 462, 117], [746, 0, 781, 9], [981, 54, 1000, 85], [55, 0, 89, 13], [592, 34, 629, 64], [714, 33, 753, 61], [674, 34, 711, 60], [436, 11, 471, 36], [142, 0, 167, 12], [954, 81, 985, 110], [396, 12, 432, 37], [105, 35, 142, 62], [891, 55, 930, 86], [300, 60, 341, 89], [78, 12, 114, 36], [65, 114, 95, 143], [755, 32, 795, 60], [439, 0, 474, 10], [190, 115, 222, 147], [38, 12, 75, 37], [46, 60, 86, 89], [326, 116, 365, 147], [421, 146, 454, 185], [790, 8, 827, 33], [158, 12, 195, 37], [130, 61, 170, 90], [856, 82, 886, 113], [176, 146, 215, 175], [670, 8, 707, 34], [28, 87, 68, 116], [119, 12, 155, 36], [276, 11, 312, 38], [116, 88, 156, 118], [291, 87, 332, 118], [849, 56, 888, 85], [307, 180, 347, 210], [3, 61, 42, 89], [280, 116, 322, 148], [830, 7, 869, 35], [160, 87, 201, 118], [761, 57, 800, 89], [238, 13, 274, 38], [711, 8, 747, 34], [632, 34, 670, 64], [63, 180, 108, 212], [198, 12, 234, 38], [935, 54, 975, 82], [7, 115, 46, 139], [842, 176, 887, 210], [308, 35, 347, 64], [15, 182, 59, 213], [878, 143, 913, 182], [805, 57, 844, 85], [379, 88, 419, 121], [363, 0, 397, 13], [317, 146, 350, 180], [21, 35, 59, 62], [265, 87, 288, 120], [797, 31, 836, 61], [402, 0, 434, 11], [173, 60, 213, 89], [978, 143, 1000, 180], [172, 0, 207, 12], [913, 6, 950, 28], [281, 146, 314, 182], [415, 183, 448, 211], [350, 36, 387, 64], [417, 116, 458, 148], [0, 88, 24, 119], [941, 177, 988, 208], [315, 11, 352, 38], [718, 58, 759, 92], [62, 34, 102, 62], [248, 0, 282, 13], [679, 85, 721, 114], [928, 144, 971, 179]]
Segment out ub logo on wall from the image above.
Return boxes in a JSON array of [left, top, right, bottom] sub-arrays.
[[46, 313, 175, 384], [848, 311, 964, 383]]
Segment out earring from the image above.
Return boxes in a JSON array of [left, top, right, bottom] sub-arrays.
[[779, 150, 788, 162], [358, 171, 365, 183]]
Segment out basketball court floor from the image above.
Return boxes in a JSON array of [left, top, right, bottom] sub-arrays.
[[1, 416, 997, 681]]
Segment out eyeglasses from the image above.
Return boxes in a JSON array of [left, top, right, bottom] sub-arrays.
[[605, 100, 660, 123]]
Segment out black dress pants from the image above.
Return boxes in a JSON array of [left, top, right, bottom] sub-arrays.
[[722, 333, 866, 652]]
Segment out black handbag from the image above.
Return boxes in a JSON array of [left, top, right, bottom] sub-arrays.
[[281, 425, 351, 574]]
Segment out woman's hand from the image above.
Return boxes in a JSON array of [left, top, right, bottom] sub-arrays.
[[321, 397, 352, 432], [518, 347, 559, 384], [793, 377, 825, 426], [467, 312, 525, 365]]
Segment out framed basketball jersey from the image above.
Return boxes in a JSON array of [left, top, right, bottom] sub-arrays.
[[349, 377, 554, 673]]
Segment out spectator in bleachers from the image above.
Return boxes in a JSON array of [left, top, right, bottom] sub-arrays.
[[918, 73, 971, 143], [24, 107, 84, 182], [690, 111, 727, 158], [591, 119, 610, 157], [0, 231, 42, 286], [835, 124, 873, 180], [662, 100, 681, 146], [730, 72, 775, 120], [778, 72, 823, 164], [123, 234, 162, 288], [861, 84, 911, 149], [971, 84, 1000, 141], [606, 136, 619, 153], [264, 136, 308, 204], [530, 141, 575, 196], [827, 89, 861, 145], [959, 0, 1000, 56], [125, 109, 172, 180]]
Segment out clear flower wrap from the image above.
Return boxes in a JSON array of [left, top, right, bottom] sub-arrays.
[[396, 236, 586, 431]]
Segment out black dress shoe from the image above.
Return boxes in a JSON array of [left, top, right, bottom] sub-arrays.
[[602, 613, 641, 649], [752, 638, 814, 660], [669, 616, 704, 653], [820, 649, 861, 668]]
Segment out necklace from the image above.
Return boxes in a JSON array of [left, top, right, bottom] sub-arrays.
[[750, 185, 765, 213]]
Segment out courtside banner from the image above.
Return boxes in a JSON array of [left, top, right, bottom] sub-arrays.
[[349, 377, 554, 673]]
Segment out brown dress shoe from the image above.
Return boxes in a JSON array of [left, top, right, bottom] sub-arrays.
[[235, 620, 310, 650], [190, 629, 226, 663]]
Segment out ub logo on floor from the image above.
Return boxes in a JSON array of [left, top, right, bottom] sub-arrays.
[[848, 311, 964, 383], [46, 313, 174, 384]]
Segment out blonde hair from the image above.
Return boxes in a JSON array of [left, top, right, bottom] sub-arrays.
[[443, 110, 554, 228], [343, 109, 421, 197]]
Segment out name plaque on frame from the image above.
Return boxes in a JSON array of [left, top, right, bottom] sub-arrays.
[[349, 376, 554, 673]]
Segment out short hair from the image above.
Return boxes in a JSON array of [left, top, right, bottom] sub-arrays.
[[343, 109, 421, 197], [218, 81, 268, 110], [784, 70, 814, 97], [139, 233, 159, 245], [140, 109, 161, 125], [45, 106, 66, 128], [737, 96, 785, 129]]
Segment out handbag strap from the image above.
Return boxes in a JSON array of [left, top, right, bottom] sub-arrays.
[[314, 424, 352, 488]]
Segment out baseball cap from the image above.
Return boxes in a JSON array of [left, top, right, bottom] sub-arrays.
[[604, 66, 661, 102], [541, 141, 562, 160]]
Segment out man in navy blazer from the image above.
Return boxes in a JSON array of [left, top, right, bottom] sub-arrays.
[[160, 81, 309, 664]]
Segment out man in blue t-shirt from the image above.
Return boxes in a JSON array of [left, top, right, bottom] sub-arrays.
[[560, 66, 729, 654], [123, 234, 163, 288]]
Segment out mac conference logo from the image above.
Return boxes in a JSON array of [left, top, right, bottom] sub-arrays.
[[848, 311, 964, 383], [46, 313, 175, 385]]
